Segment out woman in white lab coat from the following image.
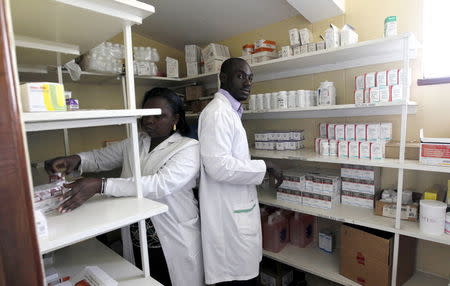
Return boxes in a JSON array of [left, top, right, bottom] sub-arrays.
[[45, 88, 204, 286]]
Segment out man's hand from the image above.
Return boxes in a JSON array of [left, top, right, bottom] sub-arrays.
[[58, 178, 102, 213], [265, 161, 283, 188], [45, 155, 81, 175]]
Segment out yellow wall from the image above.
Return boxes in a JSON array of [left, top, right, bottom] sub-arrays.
[[218, 0, 450, 278]]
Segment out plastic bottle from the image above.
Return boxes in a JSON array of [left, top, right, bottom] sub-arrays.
[[288, 90, 297, 108], [271, 92, 279, 109], [290, 213, 315, 248], [297, 90, 306, 108], [262, 210, 288, 252], [278, 91, 288, 109]]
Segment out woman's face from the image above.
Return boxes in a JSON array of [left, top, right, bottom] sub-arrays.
[[141, 97, 179, 138]]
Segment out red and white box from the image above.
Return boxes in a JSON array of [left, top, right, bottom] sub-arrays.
[[379, 86, 390, 102], [349, 141, 360, 159], [371, 141, 386, 160], [335, 124, 346, 141], [341, 165, 380, 181], [367, 123, 381, 142], [376, 70, 388, 86], [390, 84, 403, 102], [315, 138, 322, 153], [356, 124, 367, 141], [369, 87, 380, 103], [365, 72, 376, 89], [320, 123, 328, 138], [338, 141, 349, 158], [355, 75, 365, 90], [329, 139, 338, 157], [419, 129, 450, 166], [360, 141, 371, 159], [341, 190, 374, 209], [327, 123, 336, 140], [354, 89, 364, 104], [345, 124, 356, 141]]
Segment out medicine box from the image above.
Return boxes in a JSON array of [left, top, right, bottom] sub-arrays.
[[289, 28, 300, 46], [340, 224, 416, 286], [20, 82, 66, 112], [355, 75, 365, 90], [345, 124, 356, 141], [359, 141, 371, 159], [202, 43, 230, 62], [379, 86, 390, 102], [327, 123, 336, 139], [354, 89, 364, 104], [356, 124, 367, 141], [166, 57, 179, 78], [348, 141, 360, 159], [307, 43, 317, 52], [319, 231, 334, 253], [335, 124, 345, 141], [340, 24, 358, 46], [376, 70, 388, 86], [367, 123, 381, 142], [281, 46, 292, 57], [380, 123, 392, 141], [341, 165, 381, 181], [204, 59, 225, 74], [338, 141, 349, 158], [341, 190, 374, 209], [255, 39, 277, 50], [319, 123, 328, 138], [252, 51, 278, 64], [341, 177, 379, 195], [419, 129, 450, 166], [390, 84, 403, 102], [300, 45, 308, 54], [316, 41, 326, 50], [365, 72, 376, 89], [369, 87, 380, 103], [186, 62, 201, 77], [325, 24, 340, 49], [292, 44, 301, 56], [299, 28, 313, 45], [185, 44, 201, 62]]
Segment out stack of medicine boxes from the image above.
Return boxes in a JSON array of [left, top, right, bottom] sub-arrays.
[[185, 44, 202, 77], [340, 164, 381, 209]]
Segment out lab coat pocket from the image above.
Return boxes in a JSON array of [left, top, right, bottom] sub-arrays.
[[232, 202, 259, 236], [179, 216, 202, 257]]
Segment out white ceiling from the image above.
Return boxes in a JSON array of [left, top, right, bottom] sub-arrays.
[[134, 0, 299, 50]]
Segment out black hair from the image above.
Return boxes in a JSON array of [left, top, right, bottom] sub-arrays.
[[141, 87, 191, 137], [219, 58, 249, 88]]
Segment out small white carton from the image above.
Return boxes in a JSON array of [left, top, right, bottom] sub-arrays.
[[20, 82, 66, 112], [379, 86, 390, 102], [202, 43, 230, 62], [185, 44, 201, 62], [340, 24, 358, 46], [292, 44, 302, 56], [307, 43, 317, 52], [289, 28, 300, 46], [376, 70, 388, 86], [186, 62, 201, 77], [204, 59, 224, 73], [327, 123, 336, 140], [349, 141, 360, 158], [371, 141, 386, 160], [335, 124, 346, 141], [320, 140, 330, 156], [380, 122, 393, 141], [367, 123, 381, 142], [360, 141, 371, 159], [354, 89, 364, 104], [315, 138, 322, 153], [364, 89, 370, 103], [281, 46, 293, 57], [387, 68, 400, 86], [329, 139, 338, 157], [355, 75, 365, 90], [356, 124, 367, 141], [390, 84, 403, 102], [345, 124, 356, 141], [299, 28, 313, 45], [317, 41, 326, 50], [365, 72, 376, 89], [166, 57, 179, 78], [320, 123, 328, 138], [325, 24, 340, 49], [300, 45, 308, 54], [369, 87, 380, 103], [34, 210, 48, 237], [338, 141, 349, 158]]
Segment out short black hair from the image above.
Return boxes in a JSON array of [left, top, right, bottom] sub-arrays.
[[220, 57, 248, 75], [141, 87, 191, 137]]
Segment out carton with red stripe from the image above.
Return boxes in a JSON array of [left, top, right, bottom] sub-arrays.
[[420, 129, 450, 166]]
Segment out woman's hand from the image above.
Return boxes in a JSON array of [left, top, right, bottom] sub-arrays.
[[45, 155, 81, 175], [265, 161, 283, 188], [58, 178, 102, 213]]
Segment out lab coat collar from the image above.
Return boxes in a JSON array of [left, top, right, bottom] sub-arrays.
[[142, 132, 182, 154], [218, 89, 243, 117]]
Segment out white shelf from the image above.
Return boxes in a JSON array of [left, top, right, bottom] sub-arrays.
[[403, 272, 449, 286], [22, 109, 161, 132], [11, 0, 154, 66], [251, 149, 450, 174], [53, 239, 163, 286], [244, 102, 417, 119], [399, 220, 450, 246], [258, 188, 396, 233], [39, 195, 168, 254], [263, 244, 359, 286]]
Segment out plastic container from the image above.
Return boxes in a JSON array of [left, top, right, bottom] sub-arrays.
[[271, 92, 279, 109], [290, 213, 314, 248], [297, 90, 306, 108], [278, 91, 288, 109], [288, 91, 297, 108], [256, 94, 264, 110], [262, 211, 288, 252], [446, 212, 450, 235], [318, 81, 336, 106], [420, 200, 447, 235], [263, 93, 271, 110]]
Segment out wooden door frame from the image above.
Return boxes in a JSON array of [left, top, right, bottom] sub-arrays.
[[0, 0, 43, 285]]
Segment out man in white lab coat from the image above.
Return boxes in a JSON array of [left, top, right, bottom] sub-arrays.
[[198, 58, 283, 286]]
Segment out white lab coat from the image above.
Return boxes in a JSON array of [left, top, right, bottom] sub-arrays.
[[198, 92, 267, 284], [78, 132, 204, 286]]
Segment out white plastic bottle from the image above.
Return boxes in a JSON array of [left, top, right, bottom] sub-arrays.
[[278, 91, 288, 109]]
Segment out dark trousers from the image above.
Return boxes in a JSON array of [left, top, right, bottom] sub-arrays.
[[215, 277, 258, 286], [133, 245, 172, 286]]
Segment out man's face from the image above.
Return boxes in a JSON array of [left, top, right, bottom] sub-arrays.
[[225, 61, 253, 101]]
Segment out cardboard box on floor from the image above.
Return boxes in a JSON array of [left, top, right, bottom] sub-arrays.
[[340, 224, 416, 286]]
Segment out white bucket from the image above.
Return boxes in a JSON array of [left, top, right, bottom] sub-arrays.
[[420, 200, 447, 235]]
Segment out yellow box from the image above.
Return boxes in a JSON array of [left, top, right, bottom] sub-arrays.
[[20, 82, 66, 112]]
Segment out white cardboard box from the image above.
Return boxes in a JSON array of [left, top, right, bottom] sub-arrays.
[[349, 141, 360, 159], [335, 124, 346, 141], [419, 129, 450, 166], [340, 24, 358, 46], [354, 89, 364, 104], [325, 24, 340, 49], [365, 72, 376, 89], [289, 28, 300, 46], [367, 123, 381, 142], [299, 28, 313, 45], [376, 70, 388, 86], [356, 124, 367, 141], [338, 141, 349, 158], [166, 57, 179, 78], [345, 124, 356, 141], [20, 82, 66, 112], [185, 44, 201, 62], [202, 43, 230, 62], [186, 62, 201, 77], [204, 59, 224, 74]]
